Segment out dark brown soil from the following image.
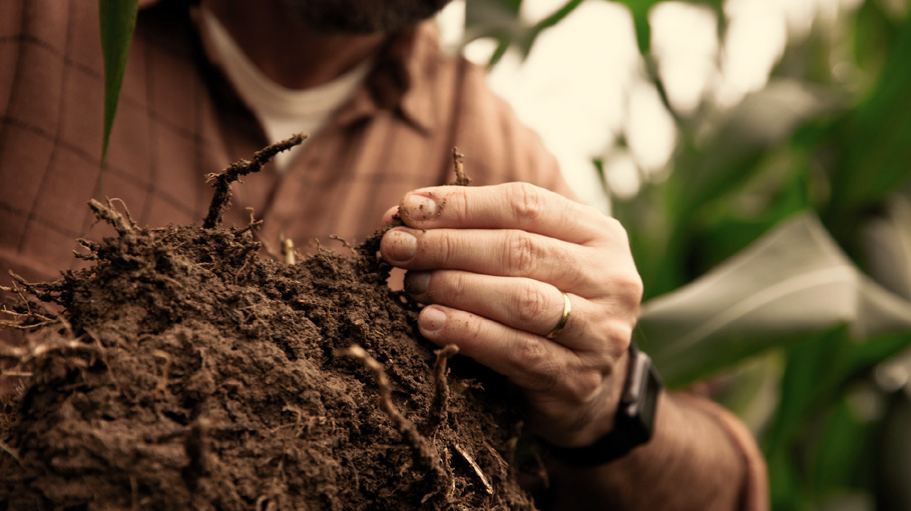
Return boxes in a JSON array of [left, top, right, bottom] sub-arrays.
[[0, 143, 538, 510]]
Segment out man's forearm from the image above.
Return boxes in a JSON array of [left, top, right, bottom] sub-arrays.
[[542, 391, 766, 511]]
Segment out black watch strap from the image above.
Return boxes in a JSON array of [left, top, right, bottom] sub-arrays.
[[546, 341, 663, 467]]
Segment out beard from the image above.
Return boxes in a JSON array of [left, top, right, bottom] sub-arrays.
[[279, 0, 453, 34]]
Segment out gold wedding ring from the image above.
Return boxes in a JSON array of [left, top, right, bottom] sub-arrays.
[[545, 292, 572, 340]]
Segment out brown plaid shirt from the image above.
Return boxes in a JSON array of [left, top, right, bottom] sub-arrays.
[[0, 1, 767, 508], [0, 0, 571, 285]]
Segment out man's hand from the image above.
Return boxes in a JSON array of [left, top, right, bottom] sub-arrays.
[[380, 182, 643, 448]]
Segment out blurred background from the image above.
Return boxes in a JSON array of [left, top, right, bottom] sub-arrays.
[[432, 0, 911, 509]]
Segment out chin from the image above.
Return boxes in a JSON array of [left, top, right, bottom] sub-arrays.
[[280, 0, 453, 34]]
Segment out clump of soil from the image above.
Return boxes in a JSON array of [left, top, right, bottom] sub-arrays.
[[0, 139, 538, 510]]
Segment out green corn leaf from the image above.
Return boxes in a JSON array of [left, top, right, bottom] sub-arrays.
[[763, 326, 853, 456], [98, 0, 139, 196], [810, 395, 873, 495], [638, 213, 911, 388]]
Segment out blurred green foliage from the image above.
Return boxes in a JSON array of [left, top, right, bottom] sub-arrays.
[[466, 0, 911, 509]]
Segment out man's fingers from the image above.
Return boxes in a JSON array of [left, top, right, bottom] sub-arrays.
[[405, 270, 606, 353], [381, 227, 603, 294], [396, 183, 619, 246], [381, 205, 399, 226], [417, 304, 601, 401]]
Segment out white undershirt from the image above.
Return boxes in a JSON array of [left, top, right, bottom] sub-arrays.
[[200, 8, 373, 172]]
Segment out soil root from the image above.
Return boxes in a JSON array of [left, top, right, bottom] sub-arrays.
[[73, 238, 100, 260], [203, 133, 307, 229], [0, 317, 56, 331], [237, 207, 264, 235], [183, 416, 212, 490], [453, 443, 493, 495], [449, 148, 472, 186], [328, 235, 353, 250], [0, 440, 23, 468], [6, 272, 61, 304], [281, 238, 297, 265], [340, 344, 449, 487], [0, 333, 92, 364], [431, 344, 459, 431], [88, 197, 135, 235]]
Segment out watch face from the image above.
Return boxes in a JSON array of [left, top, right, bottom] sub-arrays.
[[637, 360, 661, 439], [623, 350, 662, 443]]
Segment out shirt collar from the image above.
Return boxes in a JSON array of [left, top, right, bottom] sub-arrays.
[[334, 22, 440, 134], [148, 1, 441, 135]]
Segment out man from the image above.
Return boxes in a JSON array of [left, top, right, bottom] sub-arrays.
[[0, 0, 767, 508]]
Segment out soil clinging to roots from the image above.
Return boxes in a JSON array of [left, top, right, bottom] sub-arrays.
[[0, 138, 538, 511]]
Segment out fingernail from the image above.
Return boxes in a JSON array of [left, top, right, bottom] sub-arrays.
[[420, 306, 447, 332], [404, 271, 431, 297], [382, 229, 417, 262], [402, 194, 437, 221]]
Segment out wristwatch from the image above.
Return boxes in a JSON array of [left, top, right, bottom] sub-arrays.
[[546, 341, 663, 467]]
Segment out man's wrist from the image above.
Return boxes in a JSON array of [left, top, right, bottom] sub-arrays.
[[545, 341, 663, 467]]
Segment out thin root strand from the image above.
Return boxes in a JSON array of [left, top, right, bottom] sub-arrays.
[[0, 336, 95, 363], [340, 344, 448, 488], [88, 198, 135, 235], [328, 235, 353, 249], [0, 440, 23, 468], [453, 443, 493, 495], [431, 344, 459, 431], [237, 208, 264, 235]]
